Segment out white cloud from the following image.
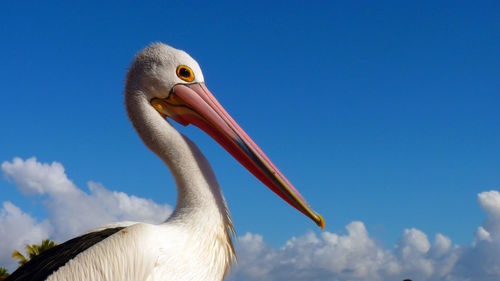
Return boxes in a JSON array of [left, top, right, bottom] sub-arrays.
[[231, 223, 459, 281], [478, 190, 500, 218], [478, 190, 500, 240], [0, 202, 52, 270], [228, 190, 500, 281], [2, 157, 500, 281], [451, 190, 500, 280], [1, 157, 173, 271], [1, 157, 78, 195]]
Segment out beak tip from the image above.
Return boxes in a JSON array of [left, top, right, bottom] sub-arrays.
[[316, 214, 325, 229]]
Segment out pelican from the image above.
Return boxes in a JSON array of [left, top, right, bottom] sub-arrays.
[[7, 43, 324, 281]]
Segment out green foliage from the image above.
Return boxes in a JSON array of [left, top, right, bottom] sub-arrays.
[[11, 250, 28, 266], [12, 239, 58, 266], [0, 267, 9, 280]]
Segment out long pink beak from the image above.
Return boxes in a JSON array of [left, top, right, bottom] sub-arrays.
[[151, 83, 324, 228]]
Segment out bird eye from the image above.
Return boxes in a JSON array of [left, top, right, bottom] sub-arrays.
[[176, 65, 194, 82]]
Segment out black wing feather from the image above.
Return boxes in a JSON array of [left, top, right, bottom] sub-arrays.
[[6, 227, 125, 281]]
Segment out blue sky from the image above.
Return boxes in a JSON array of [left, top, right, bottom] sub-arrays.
[[1, 1, 499, 279]]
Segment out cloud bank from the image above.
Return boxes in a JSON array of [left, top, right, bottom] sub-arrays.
[[2, 157, 500, 281], [229, 191, 500, 281], [1, 157, 172, 270]]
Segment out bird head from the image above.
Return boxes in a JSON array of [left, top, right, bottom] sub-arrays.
[[126, 43, 324, 229]]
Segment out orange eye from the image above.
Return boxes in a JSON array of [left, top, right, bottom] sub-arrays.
[[176, 65, 195, 82]]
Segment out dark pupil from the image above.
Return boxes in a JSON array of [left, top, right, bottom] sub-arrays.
[[179, 68, 191, 78]]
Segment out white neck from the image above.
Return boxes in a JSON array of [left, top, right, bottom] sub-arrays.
[[124, 87, 235, 268]]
